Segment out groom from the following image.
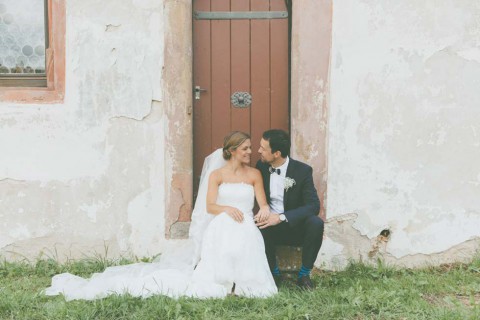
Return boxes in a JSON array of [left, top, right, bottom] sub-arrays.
[[255, 129, 324, 289]]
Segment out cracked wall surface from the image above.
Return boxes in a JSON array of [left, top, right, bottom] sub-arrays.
[[1, 0, 479, 270], [0, 0, 167, 260], [320, 0, 480, 269]]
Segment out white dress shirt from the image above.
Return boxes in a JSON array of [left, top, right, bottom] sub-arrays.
[[269, 157, 290, 214]]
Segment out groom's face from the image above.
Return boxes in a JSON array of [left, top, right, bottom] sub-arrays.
[[258, 138, 276, 164]]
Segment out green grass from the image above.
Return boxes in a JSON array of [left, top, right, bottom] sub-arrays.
[[0, 256, 479, 319]]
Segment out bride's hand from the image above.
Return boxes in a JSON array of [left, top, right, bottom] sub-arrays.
[[255, 206, 270, 223], [224, 206, 244, 222]]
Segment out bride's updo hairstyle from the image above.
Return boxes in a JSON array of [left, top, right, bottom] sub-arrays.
[[222, 131, 250, 160]]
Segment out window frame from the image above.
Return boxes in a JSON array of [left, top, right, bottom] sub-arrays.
[[0, 0, 65, 103]]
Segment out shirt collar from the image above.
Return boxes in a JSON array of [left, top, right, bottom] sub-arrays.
[[273, 156, 289, 173]]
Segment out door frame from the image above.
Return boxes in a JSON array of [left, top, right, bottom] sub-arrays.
[[163, 0, 333, 238]]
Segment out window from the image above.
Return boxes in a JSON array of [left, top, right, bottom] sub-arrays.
[[0, 0, 65, 103], [0, 0, 48, 87]]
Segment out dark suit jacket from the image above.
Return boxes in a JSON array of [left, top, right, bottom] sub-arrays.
[[256, 158, 320, 228]]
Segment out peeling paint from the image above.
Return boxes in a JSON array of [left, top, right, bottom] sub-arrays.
[[317, 213, 480, 270], [325, 0, 480, 266], [291, 0, 332, 220], [105, 24, 121, 32], [0, 0, 166, 260], [162, 0, 193, 238], [1, 0, 479, 269]]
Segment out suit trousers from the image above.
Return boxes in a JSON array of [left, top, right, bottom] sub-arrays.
[[260, 215, 324, 270]]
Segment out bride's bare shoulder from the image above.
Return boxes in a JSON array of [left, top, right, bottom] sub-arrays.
[[209, 168, 224, 183], [246, 166, 262, 180]]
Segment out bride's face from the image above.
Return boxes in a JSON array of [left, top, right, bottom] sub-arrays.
[[231, 139, 252, 164]]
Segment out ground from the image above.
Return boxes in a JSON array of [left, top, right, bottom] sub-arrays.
[[1, 256, 479, 319]]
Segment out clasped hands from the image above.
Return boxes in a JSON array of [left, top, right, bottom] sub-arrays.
[[224, 206, 282, 229], [254, 207, 282, 229]]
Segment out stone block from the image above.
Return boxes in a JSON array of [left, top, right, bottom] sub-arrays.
[[276, 246, 302, 272], [169, 221, 190, 239]]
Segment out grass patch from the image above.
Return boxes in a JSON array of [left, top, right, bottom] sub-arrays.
[[0, 257, 479, 319]]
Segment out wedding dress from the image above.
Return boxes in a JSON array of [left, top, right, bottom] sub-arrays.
[[45, 149, 277, 300]]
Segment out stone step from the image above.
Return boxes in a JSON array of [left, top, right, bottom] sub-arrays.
[[276, 245, 302, 272]]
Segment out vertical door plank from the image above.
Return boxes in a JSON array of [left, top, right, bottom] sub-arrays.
[[230, 0, 251, 136], [194, 0, 290, 190], [269, 0, 289, 132], [211, 0, 231, 149], [251, 0, 271, 161], [193, 0, 212, 190]]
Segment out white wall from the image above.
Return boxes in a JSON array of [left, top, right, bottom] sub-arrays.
[[2, 0, 479, 269], [322, 0, 480, 268], [0, 0, 167, 260]]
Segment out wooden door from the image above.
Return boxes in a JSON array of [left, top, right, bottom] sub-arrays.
[[193, 0, 289, 196]]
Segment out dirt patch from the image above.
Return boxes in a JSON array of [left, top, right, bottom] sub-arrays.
[[455, 293, 480, 308], [422, 293, 480, 308]]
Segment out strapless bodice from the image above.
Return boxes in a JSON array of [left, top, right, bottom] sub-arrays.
[[216, 183, 254, 216]]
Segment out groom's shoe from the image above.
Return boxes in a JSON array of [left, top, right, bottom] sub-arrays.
[[297, 275, 315, 290]]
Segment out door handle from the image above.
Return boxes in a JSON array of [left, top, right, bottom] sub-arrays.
[[194, 86, 208, 100]]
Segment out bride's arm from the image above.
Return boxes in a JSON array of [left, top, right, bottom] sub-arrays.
[[206, 171, 244, 222], [252, 169, 270, 222]]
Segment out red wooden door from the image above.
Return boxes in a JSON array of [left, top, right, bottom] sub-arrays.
[[193, 0, 289, 195]]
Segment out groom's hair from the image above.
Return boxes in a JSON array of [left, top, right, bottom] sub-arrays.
[[263, 129, 290, 158]]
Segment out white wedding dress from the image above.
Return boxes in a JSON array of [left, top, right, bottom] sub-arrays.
[[45, 150, 277, 300]]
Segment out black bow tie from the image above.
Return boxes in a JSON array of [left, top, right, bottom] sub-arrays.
[[269, 166, 281, 175]]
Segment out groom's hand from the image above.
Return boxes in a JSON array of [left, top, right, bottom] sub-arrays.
[[255, 206, 270, 223], [256, 213, 282, 229]]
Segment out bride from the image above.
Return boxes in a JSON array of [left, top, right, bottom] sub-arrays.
[[45, 131, 277, 300]]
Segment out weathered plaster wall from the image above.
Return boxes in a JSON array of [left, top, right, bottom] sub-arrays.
[[3, 0, 479, 271], [322, 0, 480, 269], [163, 0, 193, 239], [0, 0, 167, 260], [290, 0, 331, 220]]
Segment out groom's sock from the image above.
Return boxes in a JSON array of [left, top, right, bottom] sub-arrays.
[[272, 265, 280, 276], [298, 265, 311, 279]]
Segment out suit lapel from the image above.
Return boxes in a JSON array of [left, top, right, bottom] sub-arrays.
[[263, 164, 271, 203], [283, 159, 295, 210]]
